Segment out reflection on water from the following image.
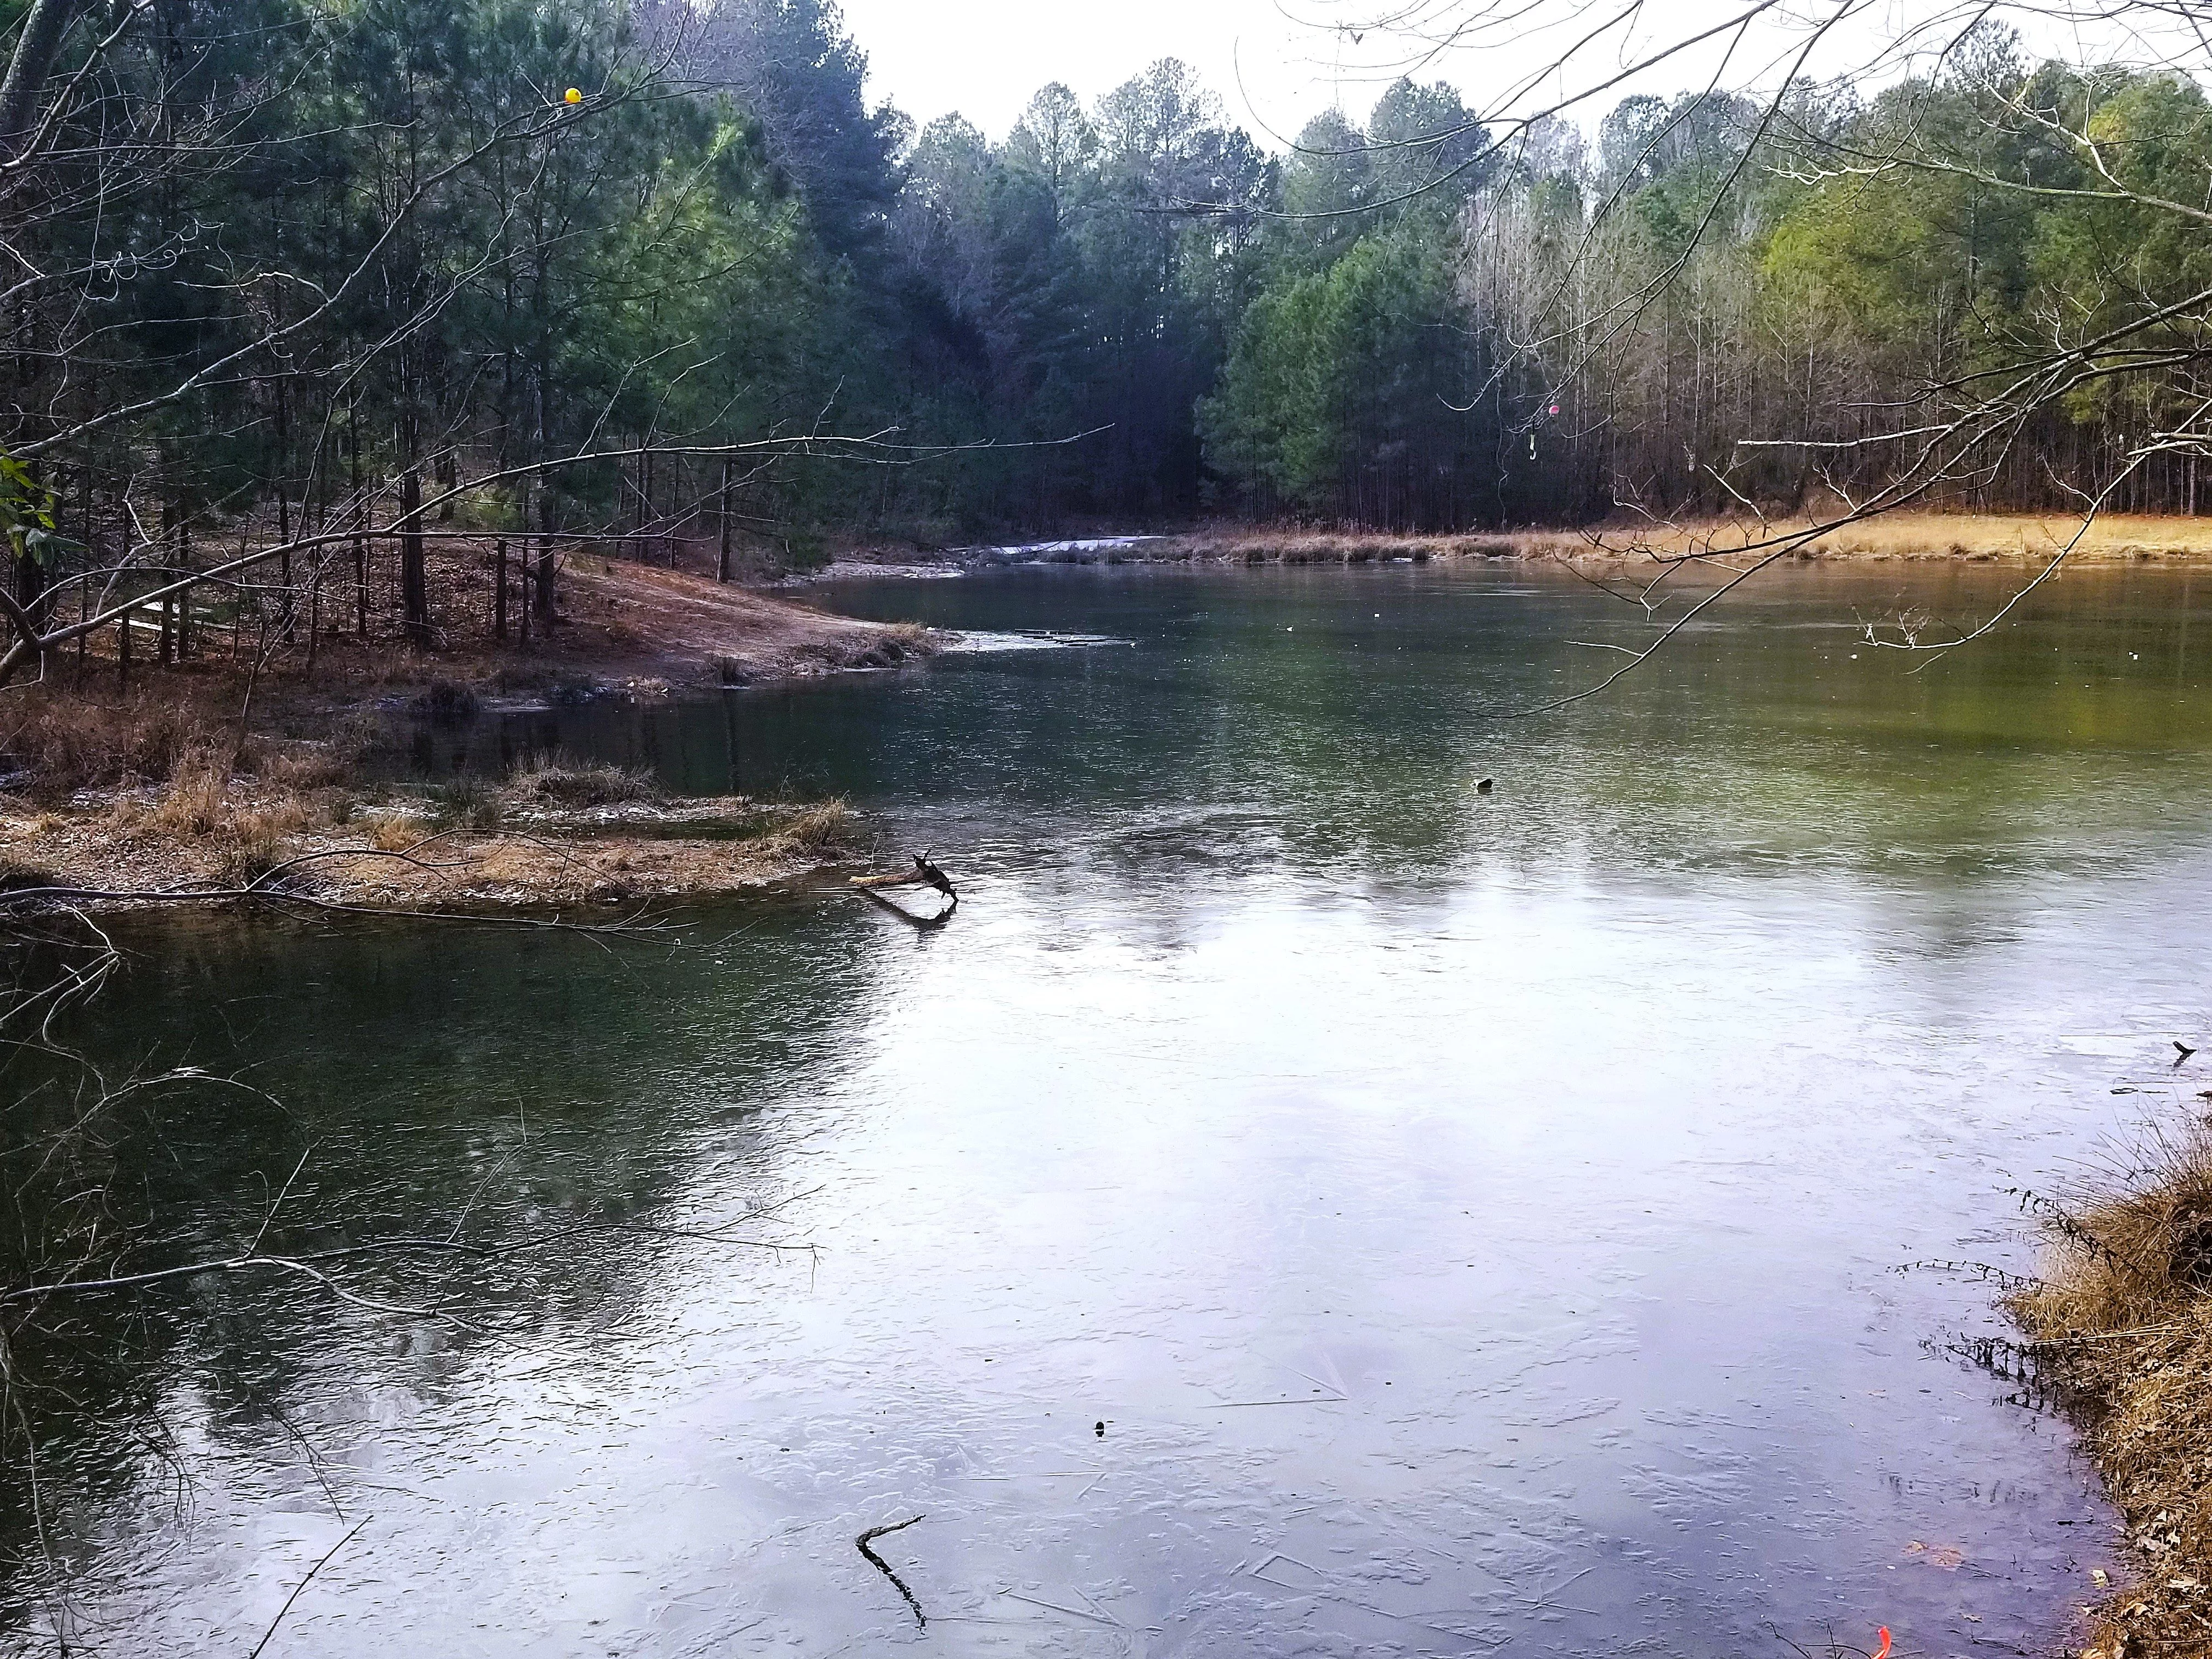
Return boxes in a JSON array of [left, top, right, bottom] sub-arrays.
[[9, 562, 2211, 1657]]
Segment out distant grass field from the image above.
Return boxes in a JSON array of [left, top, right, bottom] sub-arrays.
[[1575, 511, 2212, 564], [1158, 513, 2212, 567]]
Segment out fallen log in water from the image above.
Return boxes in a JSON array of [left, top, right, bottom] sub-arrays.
[[850, 853, 957, 901], [850, 852, 958, 927]]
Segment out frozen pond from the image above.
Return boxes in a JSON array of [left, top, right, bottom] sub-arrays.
[[13, 561, 2208, 1657]]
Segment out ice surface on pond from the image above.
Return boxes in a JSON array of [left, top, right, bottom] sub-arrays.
[[28, 562, 2204, 1658]]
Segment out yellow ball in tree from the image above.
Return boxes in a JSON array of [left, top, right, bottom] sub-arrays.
[[564, 87, 583, 104]]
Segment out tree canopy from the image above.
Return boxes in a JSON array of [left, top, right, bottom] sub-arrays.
[[2, 0, 2207, 635]]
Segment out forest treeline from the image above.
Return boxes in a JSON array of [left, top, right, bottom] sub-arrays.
[[3, 0, 2209, 638]]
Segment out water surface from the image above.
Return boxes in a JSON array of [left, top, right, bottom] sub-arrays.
[[13, 562, 2212, 1658]]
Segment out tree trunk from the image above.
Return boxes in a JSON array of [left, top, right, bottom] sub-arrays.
[[0, 0, 84, 161], [174, 510, 191, 659], [350, 400, 369, 637], [719, 459, 734, 583], [533, 483, 555, 623], [278, 486, 295, 644], [399, 460, 431, 647], [157, 496, 175, 664]]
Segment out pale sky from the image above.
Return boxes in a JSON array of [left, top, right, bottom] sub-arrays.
[[831, 1, 2182, 149], [833, 0, 1369, 144]]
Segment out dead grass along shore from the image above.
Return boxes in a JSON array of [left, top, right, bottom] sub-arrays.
[[2012, 1125, 2212, 1659]]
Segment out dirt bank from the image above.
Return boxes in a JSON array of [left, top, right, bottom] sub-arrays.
[[24, 552, 935, 720], [2011, 1126, 2212, 1659], [278, 552, 937, 705], [555, 557, 933, 689]]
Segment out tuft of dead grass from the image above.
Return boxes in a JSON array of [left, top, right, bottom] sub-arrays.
[[505, 756, 663, 809], [250, 741, 351, 791], [360, 810, 424, 853], [430, 775, 504, 831], [2012, 1126, 2212, 1659], [211, 806, 308, 888], [0, 688, 223, 795], [768, 798, 851, 855], [146, 746, 233, 836]]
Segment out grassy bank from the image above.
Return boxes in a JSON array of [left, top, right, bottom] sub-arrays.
[[0, 557, 935, 913], [2013, 1128, 2212, 1659], [0, 738, 864, 911], [1539, 513, 2212, 567], [998, 514, 2212, 568]]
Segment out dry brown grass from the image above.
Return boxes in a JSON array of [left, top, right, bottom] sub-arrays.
[[802, 622, 934, 672], [1159, 528, 1456, 562], [249, 741, 352, 791], [0, 783, 852, 910], [1803, 512, 2212, 563], [765, 799, 851, 856], [359, 810, 424, 853], [144, 747, 232, 836], [1545, 512, 2212, 566], [505, 757, 662, 809], [0, 687, 223, 795], [95, 744, 323, 885], [2013, 1128, 2212, 1659], [1146, 514, 2212, 570], [210, 806, 309, 888], [470, 844, 540, 884]]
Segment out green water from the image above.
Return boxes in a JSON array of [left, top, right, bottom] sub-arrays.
[[8, 560, 2210, 1657]]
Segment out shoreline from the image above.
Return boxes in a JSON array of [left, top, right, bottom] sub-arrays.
[[2012, 1124, 2212, 1659], [814, 512, 2212, 574], [0, 560, 939, 916], [0, 781, 866, 917], [12, 511, 2202, 917]]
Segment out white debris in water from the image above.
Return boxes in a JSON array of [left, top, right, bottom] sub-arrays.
[[988, 537, 1164, 554], [938, 629, 1135, 654], [812, 561, 969, 581], [962, 536, 1170, 563]]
